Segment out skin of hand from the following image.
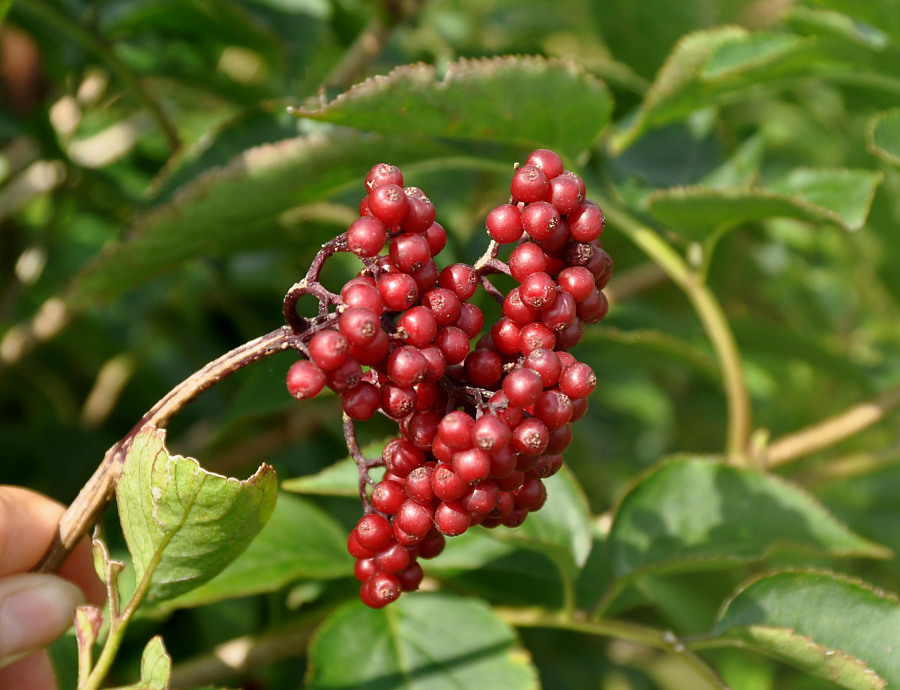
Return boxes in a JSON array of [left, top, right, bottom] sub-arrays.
[[0, 486, 106, 690]]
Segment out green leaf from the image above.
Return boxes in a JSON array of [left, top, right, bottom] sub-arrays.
[[116, 426, 278, 602], [64, 130, 458, 311], [611, 26, 857, 151], [804, 0, 900, 43], [144, 493, 350, 613], [712, 570, 900, 689], [107, 636, 171, 690], [607, 457, 890, 579], [647, 168, 883, 239], [306, 593, 538, 690], [281, 443, 387, 496], [294, 56, 613, 160], [868, 109, 900, 167], [489, 465, 593, 585]]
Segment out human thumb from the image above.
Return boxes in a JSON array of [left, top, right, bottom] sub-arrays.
[[0, 574, 84, 666]]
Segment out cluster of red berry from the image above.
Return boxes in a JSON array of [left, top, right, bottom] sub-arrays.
[[285, 150, 611, 608]]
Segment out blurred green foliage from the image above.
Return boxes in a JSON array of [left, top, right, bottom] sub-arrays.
[[4, 0, 900, 688]]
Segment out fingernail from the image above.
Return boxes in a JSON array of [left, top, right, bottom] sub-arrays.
[[0, 576, 84, 659]]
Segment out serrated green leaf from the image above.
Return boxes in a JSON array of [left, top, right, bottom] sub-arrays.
[[786, 6, 890, 49], [294, 56, 613, 159], [306, 593, 538, 690], [700, 134, 766, 188], [611, 26, 851, 151], [711, 570, 900, 689], [107, 636, 171, 690], [64, 131, 459, 312], [144, 493, 350, 613], [868, 109, 900, 167], [607, 457, 890, 579], [647, 168, 882, 239], [116, 426, 277, 602]]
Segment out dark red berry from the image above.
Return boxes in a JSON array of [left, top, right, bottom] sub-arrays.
[[463, 349, 503, 389], [525, 149, 564, 179], [397, 306, 438, 348], [508, 242, 548, 282], [559, 362, 597, 399], [286, 360, 326, 400], [568, 201, 605, 242], [367, 183, 409, 225], [341, 381, 380, 420], [438, 411, 476, 450], [309, 329, 350, 371], [365, 163, 404, 191], [502, 367, 544, 407], [511, 164, 549, 203], [521, 201, 560, 241], [347, 217, 387, 258], [435, 500, 471, 536], [400, 187, 436, 233], [486, 204, 524, 244], [378, 272, 419, 312], [339, 307, 381, 346], [354, 513, 393, 551], [438, 263, 478, 300], [390, 232, 432, 274], [371, 480, 407, 515]]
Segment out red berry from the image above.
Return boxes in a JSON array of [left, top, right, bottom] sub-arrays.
[[511, 164, 549, 203], [400, 187, 436, 233], [341, 381, 380, 420], [397, 306, 438, 347], [371, 480, 407, 515], [559, 362, 597, 399], [438, 411, 476, 450], [338, 307, 381, 346], [525, 149, 564, 179], [309, 329, 350, 371], [557, 266, 596, 303], [463, 480, 500, 515], [347, 217, 387, 258], [541, 291, 577, 331], [380, 381, 418, 419], [509, 242, 548, 282], [547, 174, 584, 214], [490, 318, 521, 356], [387, 345, 429, 388], [396, 561, 424, 592], [404, 465, 435, 505], [383, 438, 426, 477], [515, 477, 548, 511], [435, 500, 471, 536], [373, 541, 410, 574], [533, 390, 573, 430], [394, 499, 434, 540], [521, 201, 560, 241], [524, 348, 562, 388], [432, 463, 468, 501], [367, 183, 409, 226], [453, 302, 484, 339], [452, 447, 491, 483], [471, 414, 511, 453], [378, 272, 419, 312], [401, 410, 441, 450], [354, 513, 393, 551], [568, 201, 605, 242], [325, 357, 363, 393], [486, 203, 524, 244], [503, 367, 544, 407], [519, 272, 558, 311], [511, 417, 550, 456], [434, 326, 470, 365], [463, 349, 503, 389], [518, 322, 557, 354], [438, 263, 478, 300], [286, 359, 326, 400], [422, 287, 462, 326], [423, 222, 447, 255], [341, 281, 383, 313], [365, 163, 404, 192], [390, 233, 432, 274]]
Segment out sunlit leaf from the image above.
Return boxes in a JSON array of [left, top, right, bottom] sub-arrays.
[[294, 56, 613, 159], [607, 457, 889, 579], [306, 593, 538, 690], [116, 426, 277, 601], [145, 493, 350, 613], [711, 570, 900, 689], [647, 168, 882, 239]]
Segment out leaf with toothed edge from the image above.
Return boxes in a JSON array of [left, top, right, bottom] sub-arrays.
[[607, 456, 890, 580], [293, 56, 613, 159], [710, 569, 900, 689], [116, 426, 277, 602]]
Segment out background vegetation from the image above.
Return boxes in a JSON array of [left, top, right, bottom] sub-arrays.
[[3, 0, 900, 687]]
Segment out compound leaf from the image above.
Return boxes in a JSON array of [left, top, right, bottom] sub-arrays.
[[306, 593, 538, 690], [711, 570, 900, 689], [607, 457, 889, 579], [117, 426, 277, 602], [294, 56, 613, 160]]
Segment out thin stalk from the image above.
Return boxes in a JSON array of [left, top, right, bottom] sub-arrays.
[[598, 198, 752, 466], [497, 607, 730, 689], [765, 382, 900, 468]]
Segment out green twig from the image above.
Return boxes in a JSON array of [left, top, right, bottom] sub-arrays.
[[16, 0, 180, 152], [497, 607, 730, 689], [598, 197, 752, 466]]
